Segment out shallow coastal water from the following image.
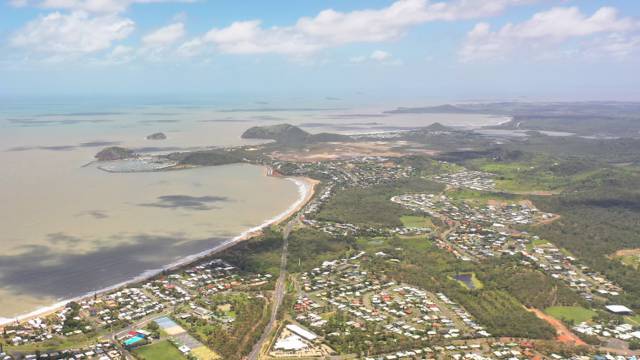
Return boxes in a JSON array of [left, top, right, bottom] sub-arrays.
[[0, 97, 506, 320], [0, 161, 301, 319]]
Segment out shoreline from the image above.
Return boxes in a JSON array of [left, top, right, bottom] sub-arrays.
[[0, 166, 319, 327]]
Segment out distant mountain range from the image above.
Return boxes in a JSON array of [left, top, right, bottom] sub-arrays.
[[385, 102, 640, 138]]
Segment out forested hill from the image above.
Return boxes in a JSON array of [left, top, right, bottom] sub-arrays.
[[241, 124, 351, 145]]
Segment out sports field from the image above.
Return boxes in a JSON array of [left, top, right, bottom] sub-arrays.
[[132, 340, 187, 360], [544, 306, 596, 324]]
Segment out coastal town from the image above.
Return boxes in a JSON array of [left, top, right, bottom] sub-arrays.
[[1, 259, 271, 360], [2, 152, 640, 360], [4, 0, 640, 357]]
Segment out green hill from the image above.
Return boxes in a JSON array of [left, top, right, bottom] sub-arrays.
[[241, 123, 351, 145]]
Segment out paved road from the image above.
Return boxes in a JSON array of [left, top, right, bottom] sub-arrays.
[[247, 219, 295, 360]]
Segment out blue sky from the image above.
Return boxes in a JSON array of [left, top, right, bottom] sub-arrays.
[[1, 0, 640, 101]]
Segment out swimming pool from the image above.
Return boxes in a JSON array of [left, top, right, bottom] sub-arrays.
[[124, 335, 145, 346]]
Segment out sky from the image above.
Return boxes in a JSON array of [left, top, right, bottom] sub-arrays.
[[1, 0, 640, 102]]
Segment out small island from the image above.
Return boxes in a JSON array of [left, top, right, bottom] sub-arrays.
[[94, 146, 136, 161], [146, 132, 167, 140]]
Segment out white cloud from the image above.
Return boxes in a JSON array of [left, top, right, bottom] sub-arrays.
[[10, 11, 134, 54], [349, 50, 402, 65], [349, 55, 367, 63], [202, 20, 322, 55], [183, 0, 533, 57], [295, 0, 533, 44], [17, 0, 195, 14], [460, 6, 639, 62], [38, 0, 131, 13], [370, 50, 392, 61], [581, 33, 640, 60], [176, 37, 207, 57], [92, 44, 135, 65], [142, 22, 185, 47]]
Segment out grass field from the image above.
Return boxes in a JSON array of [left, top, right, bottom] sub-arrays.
[[393, 235, 432, 252], [132, 340, 187, 360], [526, 238, 549, 251], [544, 306, 596, 324], [400, 215, 434, 229]]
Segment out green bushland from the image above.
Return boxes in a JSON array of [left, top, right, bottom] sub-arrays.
[[502, 133, 640, 164], [533, 166, 640, 309], [468, 155, 601, 193], [477, 258, 588, 310], [218, 228, 283, 276], [287, 227, 355, 273], [132, 340, 187, 360], [316, 177, 444, 227]]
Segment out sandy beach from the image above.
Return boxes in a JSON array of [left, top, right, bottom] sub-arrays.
[[0, 168, 318, 327]]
